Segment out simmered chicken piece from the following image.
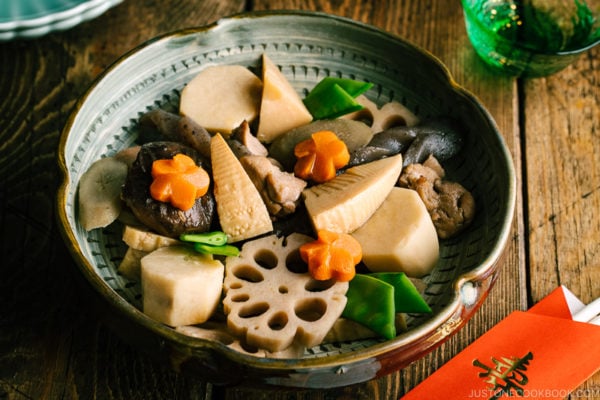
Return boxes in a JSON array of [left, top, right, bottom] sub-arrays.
[[398, 155, 475, 239]]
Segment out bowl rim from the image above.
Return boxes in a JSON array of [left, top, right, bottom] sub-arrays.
[[56, 8, 517, 378]]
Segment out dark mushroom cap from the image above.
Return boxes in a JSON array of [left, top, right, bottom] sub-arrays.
[[122, 141, 216, 238]]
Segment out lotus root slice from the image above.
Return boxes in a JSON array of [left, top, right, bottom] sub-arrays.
[[223, 233, 349, 353]]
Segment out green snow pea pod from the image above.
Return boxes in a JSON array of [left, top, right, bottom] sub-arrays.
[[179, 231, 228, 246], [193, 243, 240, 257], [342, 274, 396, 340], [370, 272, 432, 314], [316, 77, 374, 98], [303, 77, 373, 120]]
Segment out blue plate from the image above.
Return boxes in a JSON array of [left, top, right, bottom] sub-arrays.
[[0, 0, 122, 40]]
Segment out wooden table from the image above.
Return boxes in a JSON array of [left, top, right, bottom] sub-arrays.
[[1, 0, 599, 398]]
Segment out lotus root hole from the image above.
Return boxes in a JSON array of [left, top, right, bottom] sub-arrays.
[[268, 312, 289, 331], [285, 249, 308, 274], [231, 293, 250, 303], [233, 265, 264, 283], [254, 249, 278, 270], [238, 342, 261, 354], [380, 115, 407, 130], [348, 109, 374, 127], [238, 302, 269, 319], [229, 282, 243, 290], [304, 279, 336, 292], [294, 298, 327, 322], [278, 285, 288, 294]]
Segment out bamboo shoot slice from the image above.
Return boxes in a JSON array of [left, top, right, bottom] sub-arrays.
[[256, 54, 313, 143], [210, 133, 273, 242], [302, 154, 403, 234]]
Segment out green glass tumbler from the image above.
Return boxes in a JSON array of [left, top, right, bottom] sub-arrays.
[[461, 0, 600, 77]]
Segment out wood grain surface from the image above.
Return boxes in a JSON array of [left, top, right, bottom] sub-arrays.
[[1, 0, 598, 399]]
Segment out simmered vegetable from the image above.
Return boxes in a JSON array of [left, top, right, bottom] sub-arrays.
[[303, 77, 373, 120], [179, 231, 227, 246], [210, 133, 273, 243], [141, 246, 224, 327], [150, 153, 210, 211], [121, 141, 216, 238], [299, 230, 362, 282], [257, 54, 313, 143], [342, 274, 397, 339], [302, 154, 403, 234], [139, 109, 212, 159], [369, 272, 431, 313], [294, 130, 350, 183], [347, 125, 418, 167], [124, 225, 180, 252], [78, 156, 128, 231], [347, 117, 463, 168], [193, 243, 240, 257], [401, 118, 463, 166], [179, 231, 240, 257], [269, 118, 373, 171], [351, 187, 439, 277], [223, 233, 349, 352], [179, 65, 263, 134], [343, 95, 420, 133], [342, 272, 431, 339]]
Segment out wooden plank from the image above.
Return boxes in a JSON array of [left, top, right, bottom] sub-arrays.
[[524, 46, 600, 396], [0, 1, 244, 399], [525, 49, 600, 304]]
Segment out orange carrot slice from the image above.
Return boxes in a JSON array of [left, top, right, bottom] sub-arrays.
[[299, 229, 362, 282], [150, 153, 210, 211], [294, 130, 350, 183]]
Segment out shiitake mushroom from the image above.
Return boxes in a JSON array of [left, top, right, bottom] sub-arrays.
[[139, 109, 212, 159], [347, 125, 418, 167], [268, 119, 374, 171], [347, 117, 463, 167], [122, 141, 216, 238], [401, 118, 463, 166]]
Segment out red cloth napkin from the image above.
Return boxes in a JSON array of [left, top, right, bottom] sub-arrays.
[[402, 286, 600, 399]]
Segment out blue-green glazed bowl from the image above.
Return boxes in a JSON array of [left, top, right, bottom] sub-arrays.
[[57, 10, 516, 388]]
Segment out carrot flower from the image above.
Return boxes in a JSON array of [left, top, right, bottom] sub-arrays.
[[299, 230, 362, 282], [294, 130, 350, 183], [150, 153, 210, 211]]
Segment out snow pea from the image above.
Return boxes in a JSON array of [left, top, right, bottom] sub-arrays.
[[342, 272, 431, 339], [193, 243, 240, 257], [370, 272, 431, 313], [342, 274, 397, 339], [303, 77, 373, 120], [180, 231, 240, 256], [179, 231, 228, 246], [318, 77, 373, 98]]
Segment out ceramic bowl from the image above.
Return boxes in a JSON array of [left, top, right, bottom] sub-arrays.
[[0, 0, 123, 41], [57, 10, 516, 388]]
